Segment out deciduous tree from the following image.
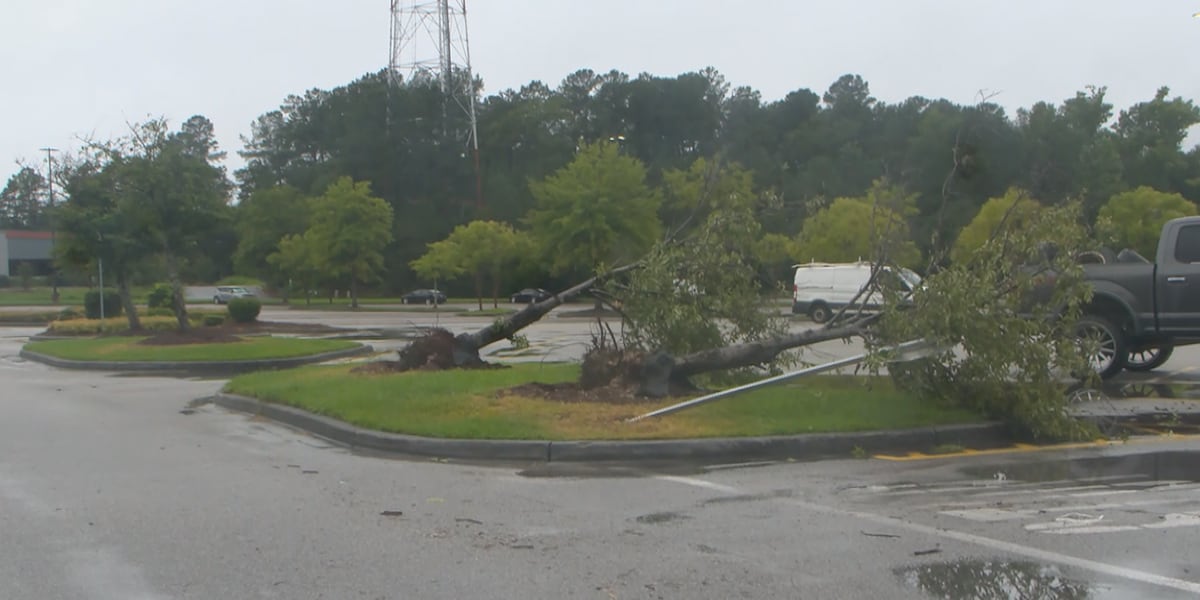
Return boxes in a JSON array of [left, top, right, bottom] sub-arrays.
[[1097, 187, 1197, 258], [793, 180, 920, 268], [952, 188, 1044, 263], [303, 177, 393, 308], [0, 167, 48, 230], [411, 220, 526, 309], [525, 141, 661, 279], [233, 184, 310, 295]]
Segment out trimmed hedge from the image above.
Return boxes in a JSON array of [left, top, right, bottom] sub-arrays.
[[227, 297, 261, 323], [83, 290, 123, 319], [49, 316, 182, 335]]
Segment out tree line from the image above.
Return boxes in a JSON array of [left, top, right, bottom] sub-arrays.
[[4, 68, 1198, 298]]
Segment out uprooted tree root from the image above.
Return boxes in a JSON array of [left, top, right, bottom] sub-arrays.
[[500, 347, 700, 404], [351, 328, 698, 404], [351, 328, 501, 374]]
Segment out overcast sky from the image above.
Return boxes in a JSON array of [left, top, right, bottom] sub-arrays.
[[4, 1, 1199, 178]]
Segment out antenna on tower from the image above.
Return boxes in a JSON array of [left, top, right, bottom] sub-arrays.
[[389, 0, 483, 209]]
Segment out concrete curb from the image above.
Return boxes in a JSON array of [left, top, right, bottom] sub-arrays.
[[209, 392, 1012, 462], [19, 344, 373, 374]]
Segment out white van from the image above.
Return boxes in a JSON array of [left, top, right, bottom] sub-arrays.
[[791, 262, 921, 323]]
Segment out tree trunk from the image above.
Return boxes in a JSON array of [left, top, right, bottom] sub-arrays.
[[491, 274, 500, 309], [451, 263, 639, 364], [116, 270, 142, 332], [625, 323, 868, 397], [474, 271, 484, 311], [163, 251, 190, 333], [443, 261, 870, 395]]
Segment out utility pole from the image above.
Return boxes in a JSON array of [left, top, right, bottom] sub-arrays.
[[389, 0, 483, 210], [39, 147, 59, 304]]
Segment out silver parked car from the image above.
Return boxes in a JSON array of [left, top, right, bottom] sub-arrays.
[[213, 286, 255, 304]]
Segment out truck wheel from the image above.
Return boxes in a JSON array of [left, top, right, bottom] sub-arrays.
[[809, 303, 832, 324], [1124, 344, 1174, 372], [1076, 315, 1127, 379]]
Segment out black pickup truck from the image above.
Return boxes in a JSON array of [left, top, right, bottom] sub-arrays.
[[1077, 216, 1200, 378]]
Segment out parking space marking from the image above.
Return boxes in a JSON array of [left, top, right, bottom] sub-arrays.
[[659, 474, 1200, 595]]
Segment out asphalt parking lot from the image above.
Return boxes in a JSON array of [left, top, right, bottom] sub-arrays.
[[2, 313, 1200, 598]]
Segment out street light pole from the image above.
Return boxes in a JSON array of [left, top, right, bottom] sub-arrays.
[[39, 147, 59, 304]]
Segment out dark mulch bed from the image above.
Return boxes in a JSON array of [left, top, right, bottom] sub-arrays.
[[138, 329, 245, 346], [128, 321, 348, 346], [222, 321, 347, 335]]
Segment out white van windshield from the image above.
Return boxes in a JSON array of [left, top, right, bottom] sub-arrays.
[[898, 269, 922, 290]]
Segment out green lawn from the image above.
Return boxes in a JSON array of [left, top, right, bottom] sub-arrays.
[[0, 287, 97, 306], [25, 336, 359, 362], [224, 365, 982, 440], [0, 286, 171, 306]]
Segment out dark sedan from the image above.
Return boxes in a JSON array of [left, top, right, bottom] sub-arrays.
[[510, 288, 552, 304], [401, 289, 447, 305]]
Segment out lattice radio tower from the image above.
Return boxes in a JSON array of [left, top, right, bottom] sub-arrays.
[[389, 0, 483, 208]]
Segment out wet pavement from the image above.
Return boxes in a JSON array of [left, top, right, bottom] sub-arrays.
[[4, 318, 1200, 598], [895, 558, 1130, 599]]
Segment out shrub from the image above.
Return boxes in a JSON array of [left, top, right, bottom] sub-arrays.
[[227, 297, 261, 323], [0, 274, 9, 287], [203, 314, 225, 327], [83, 290, 123, 319], [146, 283, 174, 309], [58, 307, 84, 320]]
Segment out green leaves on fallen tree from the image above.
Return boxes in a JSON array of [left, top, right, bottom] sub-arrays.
[[875, 202, 1096, 440]]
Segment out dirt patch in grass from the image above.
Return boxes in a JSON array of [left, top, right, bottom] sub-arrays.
[[500, 381, 648, 405]]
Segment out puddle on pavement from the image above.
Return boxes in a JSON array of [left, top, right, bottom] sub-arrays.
[[959, 451, 1200, 484], [1100, 381, 1200, 400], [896, 558, 1142, 599]]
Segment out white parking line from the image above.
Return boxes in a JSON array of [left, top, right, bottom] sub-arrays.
[[658, 474, 1200, 596]]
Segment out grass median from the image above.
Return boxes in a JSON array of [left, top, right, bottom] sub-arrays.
[[25, 336, 360, 362], [223, 364, 983, 440]]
